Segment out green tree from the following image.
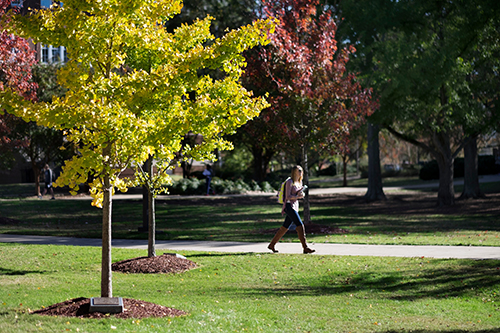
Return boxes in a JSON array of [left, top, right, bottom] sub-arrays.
[[166, 0, 257, 38], [250, 0, 375, 222], [2, 0, 274, 299], [0, 0, 37, 174], [459, 18, 500, 199], [339, 0, 500, 206], [17, 63, 72, 196]]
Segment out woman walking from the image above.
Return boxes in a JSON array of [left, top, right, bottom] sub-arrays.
[[268, 165, 315, 254]]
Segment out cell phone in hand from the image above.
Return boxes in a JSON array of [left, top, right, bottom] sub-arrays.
[[300, 185, 308, 196]]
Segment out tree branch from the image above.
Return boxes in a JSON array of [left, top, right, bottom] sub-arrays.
[[385, 124, 437, 157]]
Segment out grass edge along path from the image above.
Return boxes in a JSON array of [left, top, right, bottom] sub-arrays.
[[1, 190, 500, 247], [0, 243, 499, 332]]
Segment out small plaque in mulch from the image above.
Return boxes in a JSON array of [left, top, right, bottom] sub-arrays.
[[112, 252, 197, 274], [32, 297, 187, 318]]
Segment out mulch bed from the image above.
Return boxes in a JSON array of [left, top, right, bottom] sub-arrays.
[[112, 252, 197, 274], [32, 297, 187, 319], [32, 253, 196, 319]]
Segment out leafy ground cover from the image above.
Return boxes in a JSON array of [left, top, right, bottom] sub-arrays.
[[0, 181, 499, 246], [0, 243, 499, 332]]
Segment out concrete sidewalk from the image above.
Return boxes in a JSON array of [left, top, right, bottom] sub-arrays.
[[1, 234, 499, 260]]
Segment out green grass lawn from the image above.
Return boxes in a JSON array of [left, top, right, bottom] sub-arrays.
[[0, 243, 499, 332], [309, 175, 431, 188], [1, 181, 500, 331], [1, 181, 499, 246]]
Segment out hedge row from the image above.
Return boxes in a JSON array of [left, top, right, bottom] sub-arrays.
[[168, 177, 275, 195], [419, 155, 500, 180]]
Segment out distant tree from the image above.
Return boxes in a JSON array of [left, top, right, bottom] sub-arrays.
[[0, 0, 37, 172], [332, 126, 366, 187], [12, 63, 72, 196], [364, 122, 385, 201], [339, 0, 500, 206], [460, 18, 500, 199], [2, 0, 274, 299], [246, 0, 375, 221], [166, 0, 257, 38], [239, 47, 288, 181]]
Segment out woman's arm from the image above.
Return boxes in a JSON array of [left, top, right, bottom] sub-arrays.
[[285, 179, 303, 201]]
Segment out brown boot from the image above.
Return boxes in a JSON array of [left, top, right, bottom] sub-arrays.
[[268, 226, 288, 253], [296, 225, 315, 254]]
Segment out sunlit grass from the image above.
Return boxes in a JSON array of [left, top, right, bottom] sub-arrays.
[[0, 243, 499, 332]]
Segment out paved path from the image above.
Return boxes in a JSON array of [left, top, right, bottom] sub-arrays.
[[3, 174, 500, 259], [1, 234, 499, 260]]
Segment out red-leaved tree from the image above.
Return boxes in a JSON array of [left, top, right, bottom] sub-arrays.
[[243, 0, 376, 222], [0, 0, 38, 179]]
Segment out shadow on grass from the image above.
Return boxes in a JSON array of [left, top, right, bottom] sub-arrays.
[[383, 328, 500, 333], [345, 261, 500, 301], [223, 260, 500, 301], [2, 191, 500, 241], [185, 252, 256, 258], [0, 267, 48, 276]]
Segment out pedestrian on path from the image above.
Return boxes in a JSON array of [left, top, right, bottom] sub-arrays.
[[202, 164, 214, 195], [268, 165, 315, 254], [41, 164, 55, 200]]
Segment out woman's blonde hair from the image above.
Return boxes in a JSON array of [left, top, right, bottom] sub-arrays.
[[291, 165, 303, 184]]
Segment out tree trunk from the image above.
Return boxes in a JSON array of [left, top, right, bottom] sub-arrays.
[[252, 145, 275, 181], [32, 162, 41, 196], [460, 136, 485, 199], [435, 154, 455, 206], [342, 154, 348, 187], [262, 149, 274, 181], [364, 123, 386, 201], [433, 86, 456, 206], [301, 144, 311, 223], [139, 183, 148, 232], [356, 138, 360, 176], [181, 160, 192, 178], [139, 160, 149, 233], [147, 157, 156, 258], [101, 173, 113, 298], [252, 146, 264, 181], [431, 128, 455, 206]]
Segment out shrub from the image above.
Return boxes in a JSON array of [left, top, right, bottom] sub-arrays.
[[419, 160, 439, 180], [168, 175, 280, 196], [317, 164, 337, 176], [479, 155, 500, 175], [259, 181, 275, 192], [249, 180, 261, 192], [169, 178, 203, 195], [419, 155, 500, 180]]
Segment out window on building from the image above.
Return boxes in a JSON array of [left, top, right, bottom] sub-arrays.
[[63, 48, 69, 63], [41, 0, 52, 9], [11, 0, 23, 7], [42, 45, 49, 63], [51, 47, 60, 62], [41, 45, 67, 64]]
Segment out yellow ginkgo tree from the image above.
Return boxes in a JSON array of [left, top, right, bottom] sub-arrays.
[[2, 0, 274, 299]]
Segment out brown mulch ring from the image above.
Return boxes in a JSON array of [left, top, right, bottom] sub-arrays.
[[32, 297, 187, 319], [111, 252, 197, 274], [32, 253, 196, 319]]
